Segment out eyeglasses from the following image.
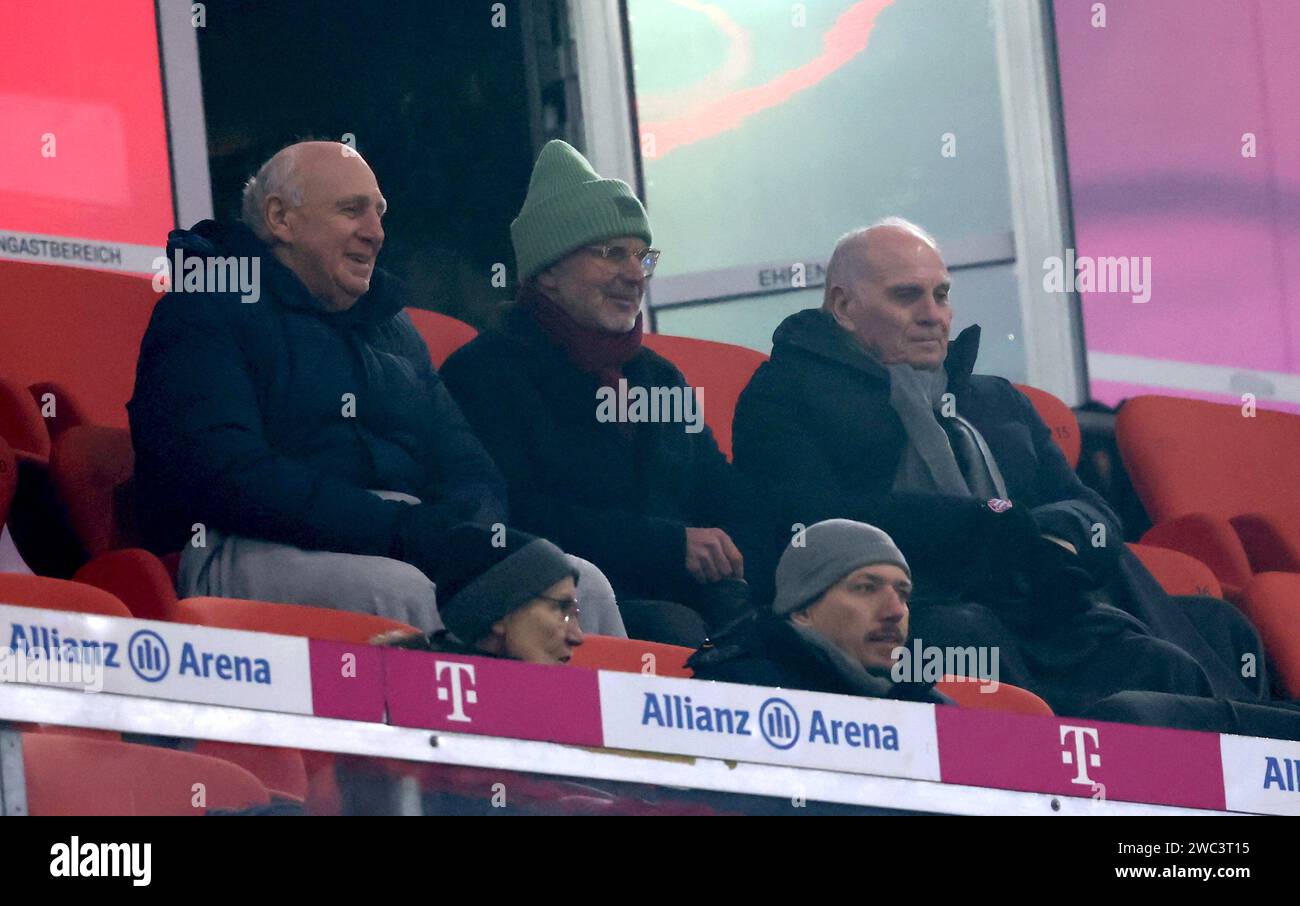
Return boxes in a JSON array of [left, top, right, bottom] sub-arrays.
[[584, 245, 661, 278], [536, 594, 582, 624]]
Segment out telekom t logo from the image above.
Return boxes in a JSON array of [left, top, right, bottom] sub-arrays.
[[1059, 725, 1101, 786], [434, 661, 478, 723]]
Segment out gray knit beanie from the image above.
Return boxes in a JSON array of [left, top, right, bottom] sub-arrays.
[[436, 524, 578, 643], [772, 519, 911, 616]]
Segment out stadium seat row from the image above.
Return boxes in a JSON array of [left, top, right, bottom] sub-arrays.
[[3, 292, 1299, 811], [5, 311, 1296, 688]]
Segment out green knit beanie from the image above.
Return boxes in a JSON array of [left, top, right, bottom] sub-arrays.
[[511, 140, 652, 281]]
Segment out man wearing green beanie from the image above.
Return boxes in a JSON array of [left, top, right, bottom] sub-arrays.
[[440, 141, 753, 648]]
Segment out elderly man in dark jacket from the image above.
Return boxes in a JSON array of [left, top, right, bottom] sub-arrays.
[[690, 519, 948, 705], [129, 141, 506, 631], [731, 218, 1269, 717], [441, 141, 750, 646]]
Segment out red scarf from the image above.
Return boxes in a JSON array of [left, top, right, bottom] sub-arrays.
[[520, 285, 643, 389]]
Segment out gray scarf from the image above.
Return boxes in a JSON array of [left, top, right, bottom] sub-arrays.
[[886, 362, 1007, 498]]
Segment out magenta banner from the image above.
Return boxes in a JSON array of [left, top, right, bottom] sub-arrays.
[[935, 705, 1225, 811], [308, 640, 387, 723], [291, 630, 1299, 812], [381, 649, 604, 747]]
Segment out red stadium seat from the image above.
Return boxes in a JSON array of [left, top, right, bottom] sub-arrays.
[[1013, 383, 1081, 468], [0, 373, 50, 466], [0, 261, 157, 430], [1239, 573, 1300, 699], [568, 634, 694, 677], [1139, 514, 1254, 600], [170, 596, 418, 643], [27, 381, 90, 440], [1117, 395, 1300, 526], [936, 676, 1054, 716], [22, 734, 270, 815], [1128, 542, 1223, 599], [191, 740, 309, 803], [641, 333, 768, 460], [72, 547, 178, 621], [48, 424, 136, 556], [46, 427, 181, 618], [406, 308, 478, 368], [1115, 397, 1300, 687], [1230, 511, 1300, 576], [302, 751, 344, 817], [0, 573, 131, 617], [22, 724, 306, 804], [1117, 395, 1300, 596]]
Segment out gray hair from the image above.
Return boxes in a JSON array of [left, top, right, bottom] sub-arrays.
[[823, 217, 941, 306], [240, 145, 307, 242]]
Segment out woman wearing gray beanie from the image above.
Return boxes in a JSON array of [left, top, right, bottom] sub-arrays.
[[376, 523, 584, 666]]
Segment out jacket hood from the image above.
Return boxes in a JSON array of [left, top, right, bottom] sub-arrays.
[[165, 219, 406, 327], [770, 307, 982, 384]]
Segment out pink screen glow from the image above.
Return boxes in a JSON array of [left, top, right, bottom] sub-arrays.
[[1054, 0, 1300, 407]]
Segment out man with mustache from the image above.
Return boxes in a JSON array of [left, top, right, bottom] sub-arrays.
[[689, 519, 946, 703], [440, 141, 751, 647], [130, 141, 511, 631], [730, 218, 1271, 718]]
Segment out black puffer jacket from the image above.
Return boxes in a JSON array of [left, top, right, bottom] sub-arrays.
[[688, 612, 950, 704], [129, 220, 506, 570]]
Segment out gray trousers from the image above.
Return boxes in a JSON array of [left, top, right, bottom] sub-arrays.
[[177, 492, 626, 637]]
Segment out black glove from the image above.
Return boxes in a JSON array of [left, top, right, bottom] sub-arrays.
[[1027, 537, 1102, 615], [967, 500, 1097, 626], [970, 536, 1100, 628], [974, 498, 1043, 576], [695, 577, 753, 633], [390, 501, 470, 581]]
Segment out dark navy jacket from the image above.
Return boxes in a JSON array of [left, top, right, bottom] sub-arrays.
[[128, 220, 505, 560]]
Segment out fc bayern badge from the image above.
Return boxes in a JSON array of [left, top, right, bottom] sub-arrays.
[[986, 498, 1013, 513]]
